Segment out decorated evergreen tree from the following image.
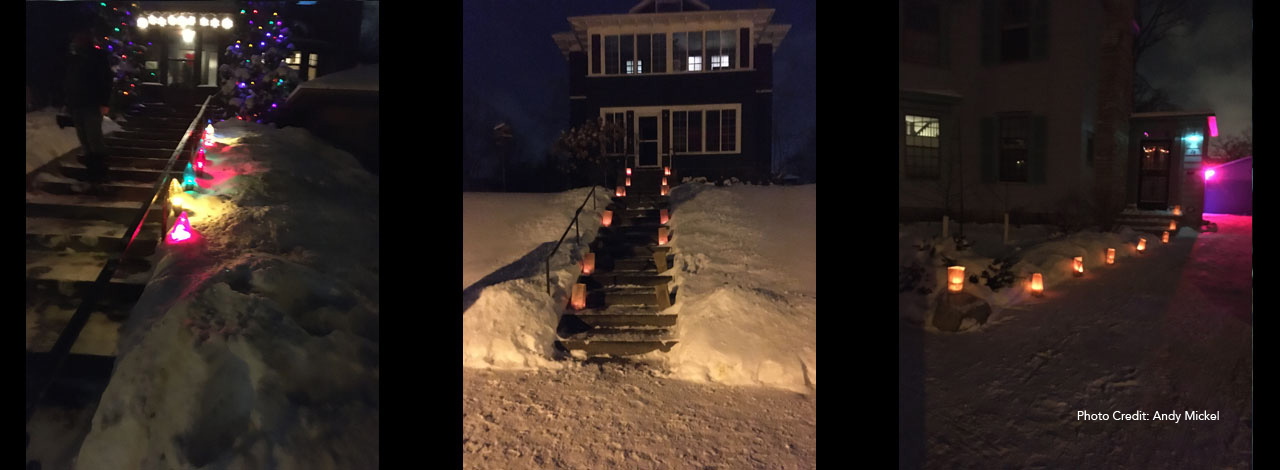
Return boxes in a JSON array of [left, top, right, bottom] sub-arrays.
[[216, 1, 300, 123], [87, 2, 147, 111]]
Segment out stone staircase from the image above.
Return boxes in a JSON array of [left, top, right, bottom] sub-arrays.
[[1114, 205, 1184, 234], [556, 168, 678, 357]]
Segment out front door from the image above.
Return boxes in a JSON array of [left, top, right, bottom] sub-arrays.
[[1138, 140, 1171, 209], [637, 114, 660, 167]]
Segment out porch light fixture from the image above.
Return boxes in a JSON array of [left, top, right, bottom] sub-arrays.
[[1107, 248, 1116, 265], [1073, 257, 1084, 277], [948, 266, 965, 293], [1030, 273, 1044, 297], [1162, 231, 1170, 244], [601, 210, 613, 227], [582, 253, 595, 275], [1137, 238, 1147, 253], [571, 283, 587, 310], [181, 28, 195, 43]]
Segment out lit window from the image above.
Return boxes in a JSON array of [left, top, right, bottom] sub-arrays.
[[711, 55, 729, 69], [688, 55, 702, 71], [625, 60, 643, 74], [904, 115, 941, 179]]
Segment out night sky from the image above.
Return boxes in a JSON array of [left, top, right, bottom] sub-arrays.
[[461, 0, 816, 173], [1137, 0, 1251, 139]]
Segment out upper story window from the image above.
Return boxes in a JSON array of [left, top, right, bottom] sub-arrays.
[[902, 0, 941, 64], [1000, 0, 1031, 62], [601, 33, 667, 75], [673, 30, 736, 72]]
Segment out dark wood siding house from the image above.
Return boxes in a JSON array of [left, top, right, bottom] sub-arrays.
[[553, 0, 790, 183]]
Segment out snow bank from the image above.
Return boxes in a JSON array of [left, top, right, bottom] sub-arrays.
[[899, 221, 1165, 331], [462, 188, 611, 370], [26, 107, 123, 175], [75, 119, 379, 469], [291, 64, 378, 95], [662, 184, 817, 393]]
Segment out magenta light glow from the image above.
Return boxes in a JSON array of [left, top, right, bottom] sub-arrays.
[[1208, 116, 1219, 137], [167, 212, 194, 244], [1205, 169, 1216, 181]]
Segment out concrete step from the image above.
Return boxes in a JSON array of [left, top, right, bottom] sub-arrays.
[[26, 217, 161, 254], [27, 302, 125, 356], [556, 326, 678, 356], [589, 243, 671, 258], [26, 251, 151, 305], [103, 136, 183, 149], [597, 228, 672, 246], [610, 255, 673, 272], [36, 178, 166, 200], [110, 130, 182, 142], [59, 162, 168, 183], [562, 306, 678, 328], [26, 193, 162, 225], [581, 273, 672, 288], [104, 146, 178, 159], [592, 286, 665, 307]]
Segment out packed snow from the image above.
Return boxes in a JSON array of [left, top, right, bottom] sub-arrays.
[[290, 64, 378, 95], [900, 214, 1252, 468], [26, 107, 123, 175], [898, 220, 1181, 331], [72, 119, 379, 469]]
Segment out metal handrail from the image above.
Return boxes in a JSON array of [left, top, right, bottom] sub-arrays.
[[545, 185, 599, 295], [26, 95, 214, 423]]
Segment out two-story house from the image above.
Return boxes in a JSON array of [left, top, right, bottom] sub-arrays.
[[553, 0, 790, 183], [899, 0, 1213, 228]]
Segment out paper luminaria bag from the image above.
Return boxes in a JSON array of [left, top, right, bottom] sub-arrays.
[[167, 211, 194, 244]]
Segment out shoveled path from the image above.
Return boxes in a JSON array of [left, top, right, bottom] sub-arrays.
[[901, 215, 1252, 469]]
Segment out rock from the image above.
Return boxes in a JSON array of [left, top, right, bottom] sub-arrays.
[[932, 291, 992, 332]]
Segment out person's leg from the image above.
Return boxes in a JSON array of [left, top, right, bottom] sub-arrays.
[[79, 108, 108, 183]]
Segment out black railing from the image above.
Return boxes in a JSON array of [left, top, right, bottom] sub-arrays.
[[545, 186, 599, 295], [26, 95, 214, 424]]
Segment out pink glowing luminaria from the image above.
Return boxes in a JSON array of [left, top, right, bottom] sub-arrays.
[[1205, 169, 1216, 181], [1208, 116, 1218, 137], [167, 211, 193, 244]]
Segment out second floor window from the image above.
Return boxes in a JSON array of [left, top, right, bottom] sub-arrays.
[[902, 0, 940, 64], [1000, 0, 1030, 62], [601, 33, 668, 76]]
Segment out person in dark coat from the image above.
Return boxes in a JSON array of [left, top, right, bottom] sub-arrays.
[[64, 25, 113, 188]]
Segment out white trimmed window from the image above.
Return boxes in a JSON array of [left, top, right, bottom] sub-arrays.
[[688, 55, 702, 71]]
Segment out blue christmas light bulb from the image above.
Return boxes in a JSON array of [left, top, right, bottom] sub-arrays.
[[183, 163, 197, 190]]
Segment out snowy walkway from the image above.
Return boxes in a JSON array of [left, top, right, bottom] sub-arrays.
[[901, 215, 1252, 468], [463, 365, 816, 469]]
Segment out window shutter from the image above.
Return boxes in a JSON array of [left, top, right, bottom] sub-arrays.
[[980, 0, 998, 65], [739, 28, 750, 68], [1029, 115, 1047, 184], [626, 111, 635, 157], [591, 35, 601, 74], [938, 4, 950, 66], [662, 110, 670, 159], [981, 117, 996, 182], [1030, 0, 1049, 60]]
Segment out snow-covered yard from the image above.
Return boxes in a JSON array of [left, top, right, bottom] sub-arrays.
[[69, 119, 379, 469], [463, 183, 816, 468]]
